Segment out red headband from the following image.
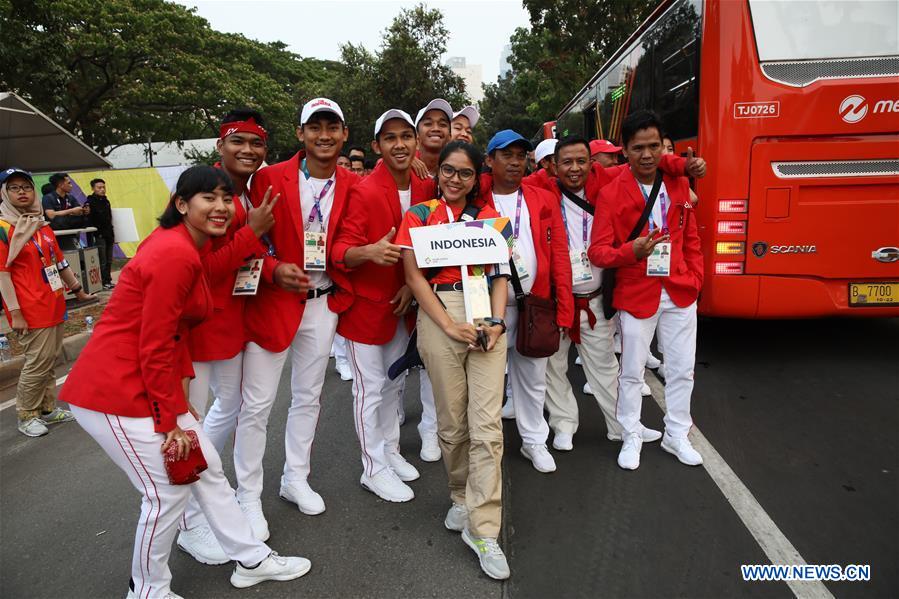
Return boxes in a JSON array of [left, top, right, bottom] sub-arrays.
[[219, 117, 268, 142]]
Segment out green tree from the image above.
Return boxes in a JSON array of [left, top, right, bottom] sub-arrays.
[[329, 3, 468, 147]]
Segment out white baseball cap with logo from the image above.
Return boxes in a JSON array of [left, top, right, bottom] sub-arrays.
[[535, 138, 559, 163], [414, 98, 453, 126], [374, 109, 416, 138], [300, 97, 345, 125], [452, 105, 480, 128]]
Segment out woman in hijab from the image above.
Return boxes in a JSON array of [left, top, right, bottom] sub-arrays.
[[0, 168, 92, 437]]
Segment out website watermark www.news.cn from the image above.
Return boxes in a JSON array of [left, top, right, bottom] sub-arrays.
[[741, 564, 871, 582]]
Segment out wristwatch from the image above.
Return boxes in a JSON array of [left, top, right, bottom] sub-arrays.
[[483, 317, 506, 334]]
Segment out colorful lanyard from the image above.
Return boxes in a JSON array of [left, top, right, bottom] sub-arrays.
[[307, 178, 334, 228], [494, 189, 524, 239], [559, 198, 589, 248], [30, 235, 56, 267], [641, 184, 669, 234]]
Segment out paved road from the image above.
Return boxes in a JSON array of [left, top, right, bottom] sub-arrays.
[[1, 317, 896, 598]]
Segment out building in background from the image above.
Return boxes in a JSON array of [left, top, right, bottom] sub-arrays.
[[445, 56, 484, 104], [499, 43, 513, 78]]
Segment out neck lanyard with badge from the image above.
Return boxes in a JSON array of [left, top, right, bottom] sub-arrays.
[[302, 174, 333, 272], [232, 192, 271, 296], [560, 197, 594, 284], [32, 234, 64, 292], [641, 181, 671, 277], [496, 189, 530, 282]]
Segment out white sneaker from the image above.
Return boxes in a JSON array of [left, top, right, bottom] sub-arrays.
[[239, 500, 270, 542], [645, 352, 661, 369], [617, 432, 643, 470], [335, 361, 353, 381], [641, 382, 652, 396], [360, 469, 414, 502], [552, 432, 573, 451], [574, 355, 582, 366], [17, 417, 48, 437], [661, 433, 703, 466], [501, 400, 515, 420], [462, 528, 510, 580], [230, 552, 311, 589], [126, 590, 183, 599], [177, 525, 228, 565], [520, 443, 556, 473], [386, 451, 420, 481], [582, 382, 594, 395], [279, 479, 326, 515], [607, 426, 662, 443], [444, 503, 468, 532], [419, 433, 441, 462]]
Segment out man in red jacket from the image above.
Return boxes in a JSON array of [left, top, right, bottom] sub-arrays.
[[589, 110, 704, 471], [480, 130, 574, 474], [331, 109, 433, 503]]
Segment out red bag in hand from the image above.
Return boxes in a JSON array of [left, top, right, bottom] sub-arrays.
[[163, 429, 208, 485]]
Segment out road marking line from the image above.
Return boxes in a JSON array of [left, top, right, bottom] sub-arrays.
[[645, 374, 834, 599], [0, 375, 68, 412]]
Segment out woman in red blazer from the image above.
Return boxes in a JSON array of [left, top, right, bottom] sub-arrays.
[[61, 166, 309, 598]]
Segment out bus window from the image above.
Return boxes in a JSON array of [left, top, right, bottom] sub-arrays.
[[650, 0, 702, 140]]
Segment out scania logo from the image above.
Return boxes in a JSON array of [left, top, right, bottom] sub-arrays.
[[770, 245, 817, 254], [840, 95, 868, 123], [752, 241, 768, 257]]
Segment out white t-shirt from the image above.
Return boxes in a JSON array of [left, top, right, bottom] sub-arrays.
[[640, 181, 671, 233], [493, 190, 537, 298], [300, 174, 336, 289], [561, 188, 602, 294], [398, 188, 412, 214]]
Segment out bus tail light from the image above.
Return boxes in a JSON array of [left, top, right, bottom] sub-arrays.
[[715, 261, 744, 275], [716, 241, 745, 255], [717, 220, 747, 234], [718, 199, 748, 213]]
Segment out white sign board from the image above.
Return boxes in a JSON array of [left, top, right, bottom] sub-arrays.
[[408, 217, 511, 268], [111, 208, 140, 242]]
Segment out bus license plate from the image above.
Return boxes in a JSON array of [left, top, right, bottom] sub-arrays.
[[849, 282, 899, 306]]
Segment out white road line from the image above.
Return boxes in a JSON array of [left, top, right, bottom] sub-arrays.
[[0, 375, 68, 412], [645, 375, 834, 599]]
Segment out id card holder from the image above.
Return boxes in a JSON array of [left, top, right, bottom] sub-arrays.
[[304, 231, 326, 271], [570, 249, 594, 283], [646, 242, 671, 277], [511, 244, 530, 281], [232, 258, 263, 295], [44, 265, 63, 292], [462, 268, 492, 323]]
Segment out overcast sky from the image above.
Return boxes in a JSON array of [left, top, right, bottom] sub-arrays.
[[177, 1, 531, 83]]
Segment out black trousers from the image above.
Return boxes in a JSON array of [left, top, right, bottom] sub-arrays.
[[96, 236, 115, 285]]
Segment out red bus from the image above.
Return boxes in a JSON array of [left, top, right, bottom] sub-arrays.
[[555, 0, 899, 318]]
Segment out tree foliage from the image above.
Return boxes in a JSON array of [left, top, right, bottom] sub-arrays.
[[479, 0, 656, 138]]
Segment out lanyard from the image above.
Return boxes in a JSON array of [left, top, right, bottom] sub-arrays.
[[494, 189, 524, 239], [640, 184, 669, 234], [559, 199, 589, 247], [307, 178, 334, 228], [30, 234, 56, 267]]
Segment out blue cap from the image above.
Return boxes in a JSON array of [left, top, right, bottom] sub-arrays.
[[0, 167, 33, 184], [486, 129, 532, 154]]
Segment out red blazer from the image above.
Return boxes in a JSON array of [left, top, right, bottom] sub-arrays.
[[242, 151, 362, 353], [522, 168, 556, 192], [588, 168, 703, 318], [189, 196, 266, 362], [478, 181, 574, 327], [61, 224, 211, 433], [585, 154, 686, 205], [331, 162, 433, 345]]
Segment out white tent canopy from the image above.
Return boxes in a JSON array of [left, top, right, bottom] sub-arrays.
[[0, 92, 111, 172]]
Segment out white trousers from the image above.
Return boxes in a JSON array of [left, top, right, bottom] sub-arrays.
[[545, 295, 621, 436], [505, 304, 550, 446], [347, 320, 408, 477], [418, 368, 437, 438], [333, 333, 349, 370], [188, 353, 243, 444], [72, 406, 270, 598], [618, 289, 697, 438]]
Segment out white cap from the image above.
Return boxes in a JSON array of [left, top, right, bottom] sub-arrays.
[[300, 98, 345, 125], [414, 98, 453, 126], [452, 105, 480, 128], [374, 108, 415, 137], [535, 138, 559, 163]]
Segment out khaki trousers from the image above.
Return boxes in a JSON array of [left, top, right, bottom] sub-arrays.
[[545, 295, 622, 437], [16, 323, 65, 421], [417, 291, 507, 538]]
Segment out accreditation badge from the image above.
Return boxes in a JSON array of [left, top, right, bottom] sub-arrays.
[[647, 242, 672, 277], [44, 265, 63, 292], [232, 258, 263, 295], [304, 231, 326, 271], [570, 249, 594, 283], [511, 243, 530, 282], [462, 268, 492, 323]]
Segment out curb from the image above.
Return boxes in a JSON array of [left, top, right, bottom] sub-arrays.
[[0, 332, 91, 392]]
